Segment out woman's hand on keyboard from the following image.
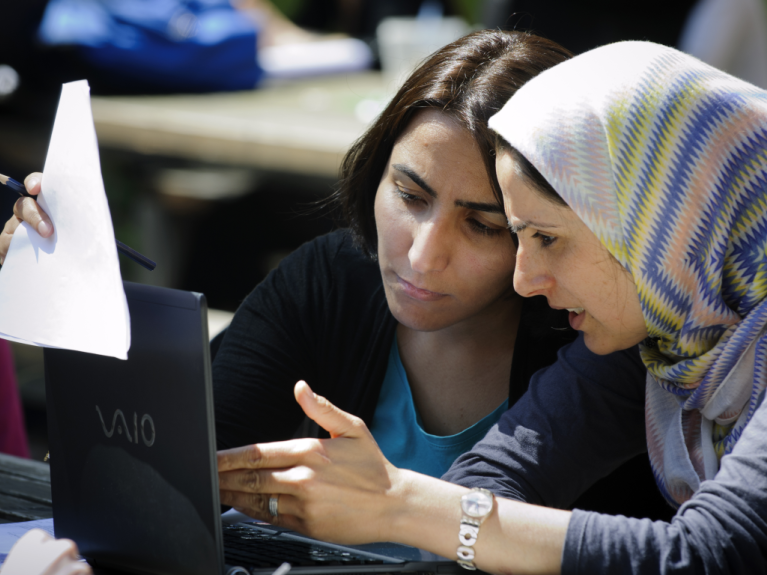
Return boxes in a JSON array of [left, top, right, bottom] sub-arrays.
[[0, 173, 53, 265], [217, 380, 407, 544]]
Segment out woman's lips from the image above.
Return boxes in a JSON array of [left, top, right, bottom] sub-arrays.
[[569, 309, 585, 330], [396, 276, 446, 302]]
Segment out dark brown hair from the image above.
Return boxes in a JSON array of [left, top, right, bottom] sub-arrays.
[[331, 29, 572, 258]]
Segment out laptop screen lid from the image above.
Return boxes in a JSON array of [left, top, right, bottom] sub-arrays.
[[45, 281, 466, 575], [44, 281, 223, 575]]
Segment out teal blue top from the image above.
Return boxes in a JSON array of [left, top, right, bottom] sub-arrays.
[[369, 336, 509, 478]]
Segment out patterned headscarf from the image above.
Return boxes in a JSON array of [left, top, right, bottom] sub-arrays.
[[490, 42, 767, 506]]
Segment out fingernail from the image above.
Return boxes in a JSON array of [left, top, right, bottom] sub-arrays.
[[27, 176, 40, 190], [38, 221, 51, 237]]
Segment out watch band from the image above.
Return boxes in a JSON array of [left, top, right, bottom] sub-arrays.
[[456, 488, 494, 570]]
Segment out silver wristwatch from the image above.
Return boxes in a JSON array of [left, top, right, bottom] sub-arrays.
[[456, 488, 495, 570]]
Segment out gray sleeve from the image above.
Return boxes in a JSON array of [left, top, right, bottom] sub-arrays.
[[563, 391, 767, 574], [442, 335, 648, 508]]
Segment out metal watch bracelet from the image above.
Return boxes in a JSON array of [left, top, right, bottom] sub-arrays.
[[456, 488, 494, 570]]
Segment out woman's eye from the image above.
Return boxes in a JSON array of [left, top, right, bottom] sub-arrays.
[[395, 187, 422, 204], [469, 218, 503, 237], [532, 231, 556, 247]]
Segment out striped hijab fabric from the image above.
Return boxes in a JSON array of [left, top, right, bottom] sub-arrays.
[[490, 42, 767, 506]]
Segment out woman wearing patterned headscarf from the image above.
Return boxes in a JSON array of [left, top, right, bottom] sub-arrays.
[[485, 41, 767, 571]]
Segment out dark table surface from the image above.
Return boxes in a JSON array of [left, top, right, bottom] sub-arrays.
[[0, 453, 53, 524]]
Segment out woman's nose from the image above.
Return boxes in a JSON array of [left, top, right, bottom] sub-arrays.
[[409, 219, 450, 274], [513, 242, 553, 297]]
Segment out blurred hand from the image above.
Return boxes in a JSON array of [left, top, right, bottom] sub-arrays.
[[1, 528, 91, 575], [0, 173, 53, 265], [218, 381, 402, 544]]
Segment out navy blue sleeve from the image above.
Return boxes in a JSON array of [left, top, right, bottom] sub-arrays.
[[442, 335, 648, 509], [563, 393, 767, 574]]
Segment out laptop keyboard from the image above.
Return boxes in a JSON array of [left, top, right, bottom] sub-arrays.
[[223, 523, 388, 570]]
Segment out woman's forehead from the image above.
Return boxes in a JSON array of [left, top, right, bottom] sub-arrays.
[[395, 109, 471, 148], [497, 161, 570, 228], [390, 110, 493, 196]]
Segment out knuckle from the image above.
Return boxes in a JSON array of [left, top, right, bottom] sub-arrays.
[[290, 468, 317, 495], [252, 493, 269, 515], [244, 469, 263, 492], [295, 438, 321, 457], [12, 198, 24, 218], [16, 197, 42, 224], [22, 197, 38, 215], [245, 444, 265, 465]]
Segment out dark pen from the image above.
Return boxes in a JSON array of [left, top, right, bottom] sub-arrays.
[[0, 173, 156, 271]]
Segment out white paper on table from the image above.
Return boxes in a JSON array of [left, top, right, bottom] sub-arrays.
[[0, 80, 130, 359]]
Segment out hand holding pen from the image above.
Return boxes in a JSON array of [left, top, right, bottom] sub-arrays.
[[1, 173, 52, 261], [1, 172, 155, 271]]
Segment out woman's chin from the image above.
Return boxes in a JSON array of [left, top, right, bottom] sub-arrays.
[[583, 332, 643, 356], [391, 308, 453, 333]]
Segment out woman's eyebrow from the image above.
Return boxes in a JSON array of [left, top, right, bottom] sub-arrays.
[[392, 163, 504, 214], [456, 200, 504, 214], [508, 220, 560, 233]]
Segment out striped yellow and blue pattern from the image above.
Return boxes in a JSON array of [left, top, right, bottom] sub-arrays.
[[491, 42, 767, 506]]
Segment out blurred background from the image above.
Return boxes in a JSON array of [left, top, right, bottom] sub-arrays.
[[2, 0, 760, 461]]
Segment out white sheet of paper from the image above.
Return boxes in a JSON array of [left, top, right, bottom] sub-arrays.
[[0, 80, 130, 359]]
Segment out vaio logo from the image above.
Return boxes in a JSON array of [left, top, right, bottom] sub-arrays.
[[96, 406, 156, 447]]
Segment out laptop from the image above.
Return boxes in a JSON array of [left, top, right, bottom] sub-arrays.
[[44, 281, 465, 575]]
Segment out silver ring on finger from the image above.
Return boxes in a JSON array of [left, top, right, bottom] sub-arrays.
[[268, 495, 279, 518]]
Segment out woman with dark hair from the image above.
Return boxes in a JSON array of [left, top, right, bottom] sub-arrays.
[[211, 29, 596, 477]]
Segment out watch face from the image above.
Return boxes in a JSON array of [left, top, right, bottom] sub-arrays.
[[461, 490, 493, 518]]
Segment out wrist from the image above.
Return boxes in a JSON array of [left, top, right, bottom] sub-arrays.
[[380, 468, 422, 543], [382, 469, 466, 552]]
